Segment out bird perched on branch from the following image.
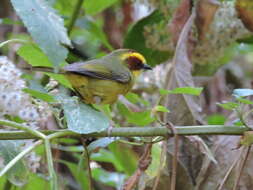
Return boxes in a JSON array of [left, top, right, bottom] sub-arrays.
[[30, 49, 152, 104]]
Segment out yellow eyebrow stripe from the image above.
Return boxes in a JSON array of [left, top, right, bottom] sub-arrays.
[[121, 52, 146, 63]]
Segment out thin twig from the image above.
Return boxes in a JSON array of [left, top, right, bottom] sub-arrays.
[[67, 0, 84, 34], [217, 148, 244, 190], [45, 139, 58, 190], [233, 146, 251, 190], [123, 143, 152, 190], [166, 122, 179, 190], [0, 120, 46, 139], [82, 139, 93, 190]]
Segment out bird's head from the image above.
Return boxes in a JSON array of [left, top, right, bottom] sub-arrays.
[[110, 49, 152, 77]]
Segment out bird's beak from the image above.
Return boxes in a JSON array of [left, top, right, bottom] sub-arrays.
[[143, 64, 152, 70]]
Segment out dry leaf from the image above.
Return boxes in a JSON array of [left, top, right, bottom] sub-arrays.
[[169, 0, 192, 45], [236, 0, 253, 32], [195, 0, 220, 41], [165, 12, 204, 125]]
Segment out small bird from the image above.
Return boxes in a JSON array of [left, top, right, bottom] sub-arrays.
[[31, 49, 152, 104]]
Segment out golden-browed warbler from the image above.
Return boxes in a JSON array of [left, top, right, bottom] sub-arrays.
[[31, 49, 152, 104]]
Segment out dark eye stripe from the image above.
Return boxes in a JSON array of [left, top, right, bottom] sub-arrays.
[[126, 56, 143, 70]]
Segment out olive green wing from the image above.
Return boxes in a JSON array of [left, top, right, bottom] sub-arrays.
[[63, 60, 131, 83]]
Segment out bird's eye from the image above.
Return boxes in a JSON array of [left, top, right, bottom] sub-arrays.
[[126, 56, 143, 70]]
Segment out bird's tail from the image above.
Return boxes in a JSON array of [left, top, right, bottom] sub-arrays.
[[22, 66, 64, 74]]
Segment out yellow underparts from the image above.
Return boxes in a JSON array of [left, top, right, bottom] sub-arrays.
[[65, 73, 133, 104]]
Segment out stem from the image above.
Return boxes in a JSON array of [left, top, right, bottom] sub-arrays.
[[0, 39, 27, 48], [0, 125, 249, 140], [45, 139, 58, 190], [67, 0, 84, 34], [84, 145, 93, 190], [0, 120, 46, 139], [233, 146, 251, 190], [0, 140, 43, 177]]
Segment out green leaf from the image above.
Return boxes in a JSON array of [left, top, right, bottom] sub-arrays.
[[88, 137, 119, 152], [45, 73, 73, 89], [125, 92, 149, 106], [59, 160, 89, 189], [84, 0, 118, 15], [109, 142, 137, 175], [124, 10, 171, 66], [217, 102, 239, 110], [57, 95, 109, 134], [206, 114, 226, 125], [117, 103, 155, 126], [236, 97, 253, 105], [0, 141, 29, 186], [0, 18, 22, 25], [23, 88, 55, 103], [23, 173, 49, 190], [77, 18, 113, 50], [146, 143, 163, 177], [233, 88, 253, 97], [17, 44, 53, 67], [161, 87, 203, 96], [92, 168, 125, 187], [11, 0, 71, 68], [154, 105, 170, 113], [91, 149, 125, 172]]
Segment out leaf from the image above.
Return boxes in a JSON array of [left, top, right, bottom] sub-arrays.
[[84, 0, 118, 15], [45, 73, 73, 89], [117, 103, 155, 126], [165, 13, 204, 125], [236, 0, 253, 32], [59, 160, 89, 189], [11, 0, 71, 68], [77, 17, 113, 50], [109, 142, 137, 175], [124, 10, 171, 66], [236, 97, 253, 105], [57, 95, 110, 134], [169, 0, 192, 44], [195, 0, 220, 41], [92, 168, 125, 187], [125, 92, 149, 106], [154, 105, 170, 113], [206, 114, 226, 125], [22, 88, 55, 103], [233, 88, 253, 97], [217, 101, 239, 110], [161, 87, 203, 96], [91, 149, 125, 172], [0, 141, 29, 186], [87, 137, 120, 152], [146, 143, 164, 177], [17, 44, 53, 67]]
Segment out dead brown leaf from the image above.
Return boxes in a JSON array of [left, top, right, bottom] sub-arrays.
[[236, 0, 253, 32], [169, 0, 192, 45], [195, 0, 220, 41], [165, 12, 204, 125]]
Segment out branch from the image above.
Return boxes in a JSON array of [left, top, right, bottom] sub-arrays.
[[0, 125, 249, 140]]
